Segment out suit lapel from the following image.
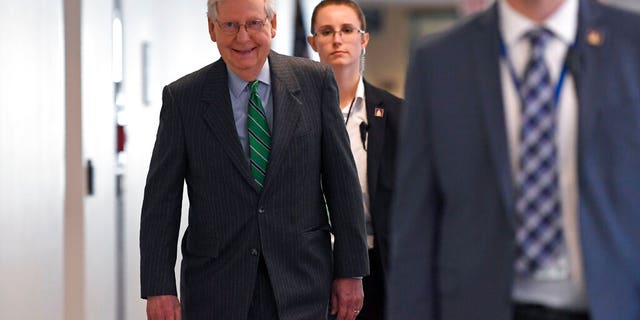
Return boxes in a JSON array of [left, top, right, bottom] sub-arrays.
[[474, 4, 517, 227], [261, 52, 303, 192], [364, 81, 385, 201], [574, 0, 606, 165], [200, 59, 257, 191]]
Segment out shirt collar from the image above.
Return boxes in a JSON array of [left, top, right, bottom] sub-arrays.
[[343, 77, 366, 113], [499, 0, 578, 47], [355, 76, 365, 107], [227, 60, 271, 98], [341, 77, 367, 124], [353, 77, 367, 123]]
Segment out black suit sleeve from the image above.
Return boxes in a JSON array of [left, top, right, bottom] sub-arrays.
[[139, 85, 185, 298]]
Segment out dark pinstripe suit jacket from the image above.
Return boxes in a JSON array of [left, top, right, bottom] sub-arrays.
[[140, 51, 369, 320]]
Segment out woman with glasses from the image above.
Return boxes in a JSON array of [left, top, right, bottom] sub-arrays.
[[308, 1, 403, 319]]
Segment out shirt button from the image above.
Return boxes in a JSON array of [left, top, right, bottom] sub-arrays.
[[250, 248, 259, 256], [258, 207, 265, 214]]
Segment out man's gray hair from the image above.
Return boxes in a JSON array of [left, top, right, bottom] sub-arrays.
[[207, 0, 276, 21]]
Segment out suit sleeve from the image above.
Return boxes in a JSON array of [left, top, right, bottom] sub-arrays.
[[139, 85, 185, 298], [319, 67, 370, 278], [386, 43, 440, 320]]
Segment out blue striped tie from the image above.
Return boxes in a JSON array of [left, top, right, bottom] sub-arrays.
[[515, 28, 564, 276], [247, 80, 271, 190]]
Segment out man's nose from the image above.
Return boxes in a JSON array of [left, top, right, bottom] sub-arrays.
[[236, 25, 251, 40]]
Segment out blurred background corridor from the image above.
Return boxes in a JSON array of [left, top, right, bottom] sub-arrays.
[[1, 0, 638, 319]]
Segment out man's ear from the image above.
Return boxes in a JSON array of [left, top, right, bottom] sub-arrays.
[[208, 17, 217, 42], [270, 14, 277, 38]]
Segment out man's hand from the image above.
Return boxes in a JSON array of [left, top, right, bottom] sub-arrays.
[[330, 278, 364, 320], [146, 295, 181, 320]]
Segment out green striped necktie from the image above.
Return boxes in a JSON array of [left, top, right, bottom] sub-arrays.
[[247, 80, 271, 190]]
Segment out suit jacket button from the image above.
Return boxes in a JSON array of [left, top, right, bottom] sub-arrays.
[[250, 248, 259, 256], [258, 207, 266, 214]]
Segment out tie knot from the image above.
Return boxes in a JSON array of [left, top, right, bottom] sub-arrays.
[[525, 28, 553, 52], [249, 80, 260, 93]]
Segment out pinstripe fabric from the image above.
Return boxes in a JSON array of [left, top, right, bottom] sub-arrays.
[[140, 51, 369, 320]]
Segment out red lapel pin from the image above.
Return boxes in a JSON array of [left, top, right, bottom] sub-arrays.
[[374, 107, 384, 118]]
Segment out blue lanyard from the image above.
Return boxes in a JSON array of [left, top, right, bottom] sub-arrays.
[[499, 36, 570, 107]]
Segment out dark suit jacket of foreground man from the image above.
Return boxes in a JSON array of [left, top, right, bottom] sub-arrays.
[[140, 51, 369, 319], [387, 1, 640, 320]]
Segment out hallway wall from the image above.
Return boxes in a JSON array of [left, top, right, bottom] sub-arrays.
[[0, 0, 117, 318], [82, 0, 118, 318], [0, 1, 65, 319]]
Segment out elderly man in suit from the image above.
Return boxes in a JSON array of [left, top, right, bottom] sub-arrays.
[[139, 0, 369, 319], [387, 0, 640, 319]]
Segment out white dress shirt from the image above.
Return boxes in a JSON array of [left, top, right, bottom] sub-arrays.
[[499, 0, 588, 310], [341, 78, 374, 249]]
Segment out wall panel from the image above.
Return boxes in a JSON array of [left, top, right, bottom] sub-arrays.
[[0, 1, 65, 319]]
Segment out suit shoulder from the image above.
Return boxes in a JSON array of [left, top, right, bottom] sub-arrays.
[[270, 51, 332, 79], [273, 52, 327, 69], [363, 81, 403, 130], [597, 1, 640, 23], [597, 2, 640, 41], [365, 81, 403, 107], [165, 61, 220, 94]]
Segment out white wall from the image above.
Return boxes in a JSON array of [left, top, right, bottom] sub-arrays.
[[82, 0, 118, 318], [0, 0, 120, 318], [0, 1, 65, 319], [301, 0, 322, 61]]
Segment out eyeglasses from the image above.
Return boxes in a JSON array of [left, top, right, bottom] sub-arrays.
[[216, 18, 268, 35], [313, 26, 365, 42]]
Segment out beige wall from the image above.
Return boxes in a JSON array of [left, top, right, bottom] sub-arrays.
[[363, 4, 458, 98], [363, 7, 412, 98]]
